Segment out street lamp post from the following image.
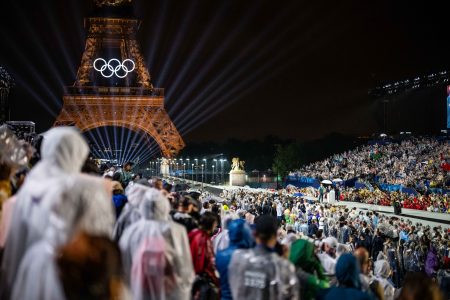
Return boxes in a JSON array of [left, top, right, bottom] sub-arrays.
[[203, 159, 207, 183], [167, 159, 171, 177], [212, 165, 215, 184], [223, 159, 227, 185], [220, 159, 224, 185], [213, 159, 218, 183], [201, 164, 204, 189], [191, 164, 194, 181], [194, 159, 198, 181], [183, 163, 186, 179], [156, 160, 159, 177], [186, 159, 190, 181]]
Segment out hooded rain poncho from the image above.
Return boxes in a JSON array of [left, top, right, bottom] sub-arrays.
[[113, 183, 152, 241], [229, 245, 299, 300], [0, 127, 89, 297], [374, 259, 395, 300], [216, 219, 254, 300], [319, 253, 373, 300], [119, 188, 194, 300], [11, 174, 115, 300]]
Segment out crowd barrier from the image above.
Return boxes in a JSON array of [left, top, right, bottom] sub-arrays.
[[355, 181, 369, 190], [378, 183, 402, 192], [285, 176, 320, 189], [286, 176, 426, 196]]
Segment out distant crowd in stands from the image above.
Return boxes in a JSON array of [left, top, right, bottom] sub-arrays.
[[287, 136, 449, 214], [295, 137, 450, 190]]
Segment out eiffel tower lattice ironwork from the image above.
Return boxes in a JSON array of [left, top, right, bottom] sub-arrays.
[[53, 12, 184, 158]]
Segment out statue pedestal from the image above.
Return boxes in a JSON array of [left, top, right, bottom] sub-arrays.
[[229, 170, 246, 186], [160, 164, 169, 176]]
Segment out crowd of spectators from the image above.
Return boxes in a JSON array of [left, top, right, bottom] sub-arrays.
[[0, 126, 448, 300], [295, 137, 450, 190], [339, 188, 449, 213]]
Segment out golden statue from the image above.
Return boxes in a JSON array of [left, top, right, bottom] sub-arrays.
[[161, 157, 169, 166], [94, 0, 132, 7], [231, 157, 245, 171]]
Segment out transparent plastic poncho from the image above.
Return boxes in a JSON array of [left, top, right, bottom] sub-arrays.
[[113, 183, 152, 241], [0, 125, 30, 167], [10, 173, 115, 300], [228, 247, 299, 300], [119, 188, 194, 300]]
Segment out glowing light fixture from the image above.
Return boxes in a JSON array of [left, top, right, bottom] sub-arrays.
[[93, 58, 135, 78]]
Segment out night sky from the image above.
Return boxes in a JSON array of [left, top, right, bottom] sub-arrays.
[[0, 0, 449, 144]]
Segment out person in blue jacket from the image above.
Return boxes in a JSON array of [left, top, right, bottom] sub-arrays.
[[111, 181, 128, 218], [216, 218, 254, 300]]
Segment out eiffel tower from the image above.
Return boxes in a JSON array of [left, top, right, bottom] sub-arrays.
[[54, 0, 184, 158]]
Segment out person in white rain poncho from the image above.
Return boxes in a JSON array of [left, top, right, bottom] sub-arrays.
[[113, 180, 152, 241], [327, 188, 335, 204], [317, 237, 338, 276], [212, 211, 238, 253], [119, 188, 194, 300], [0, 127, 89, 298], [11, 175, 118, 300], [373, 259, 396, 300]]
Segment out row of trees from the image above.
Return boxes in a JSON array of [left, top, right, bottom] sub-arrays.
[[272, 133, 364, 180], [181, 133, 365, 181]]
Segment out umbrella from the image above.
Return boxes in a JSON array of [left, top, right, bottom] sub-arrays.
[[321, 180, 332, 185], [332, 178, 343, 183]]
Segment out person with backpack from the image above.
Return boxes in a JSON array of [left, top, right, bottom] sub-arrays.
[[119, 188, 194, 300], [216, 219, 254, 300], [228, 215, 299, 300]]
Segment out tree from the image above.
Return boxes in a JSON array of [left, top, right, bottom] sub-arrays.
[[272, 143, 302, 182]]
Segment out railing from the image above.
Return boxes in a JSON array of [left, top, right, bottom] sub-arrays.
[[65, 86, 164, 97]]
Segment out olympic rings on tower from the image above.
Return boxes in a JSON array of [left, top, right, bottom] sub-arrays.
[[93, 58, 136, 78]]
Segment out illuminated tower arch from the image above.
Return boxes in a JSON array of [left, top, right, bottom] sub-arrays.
[[54, 7, 184, 157]]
